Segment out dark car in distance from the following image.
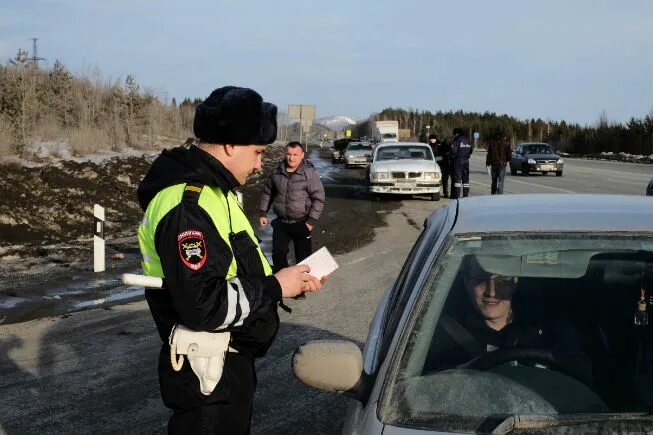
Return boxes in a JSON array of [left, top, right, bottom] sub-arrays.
[[510, 142, 564, 176]]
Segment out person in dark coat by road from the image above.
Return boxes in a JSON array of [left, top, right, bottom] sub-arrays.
[[451, 127, 473, 199], [431, 134, 453, 198], [259, 141, 325, 273], [486, 131, 512, 195]]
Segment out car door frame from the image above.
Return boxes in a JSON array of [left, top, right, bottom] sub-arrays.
[[359, 203, 457, 403]]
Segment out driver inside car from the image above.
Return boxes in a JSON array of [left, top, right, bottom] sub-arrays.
[[425, 257, 593, 383]]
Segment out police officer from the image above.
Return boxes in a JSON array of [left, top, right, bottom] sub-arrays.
[[451, 127, 473, 199], [137, 86, 324, 434], [431, 134, 453, 198]]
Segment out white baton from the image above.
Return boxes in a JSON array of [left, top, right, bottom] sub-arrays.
[[121, 273, 163, 288]]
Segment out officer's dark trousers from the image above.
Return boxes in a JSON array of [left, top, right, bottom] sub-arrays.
[[159, 347, 256, 434], [438, 162, 452, 197], [271, 219, 312, 272], [451, 159, 470, 199]]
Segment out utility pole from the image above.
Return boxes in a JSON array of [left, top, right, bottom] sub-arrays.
[[30, 37, 45, 67]]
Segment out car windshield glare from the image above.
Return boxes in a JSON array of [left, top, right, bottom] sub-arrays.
[[380, 233, 653, 432], [524, 145, 554, 154]]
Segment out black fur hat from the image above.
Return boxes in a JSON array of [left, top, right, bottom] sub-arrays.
[[193, 86, 277, 145]]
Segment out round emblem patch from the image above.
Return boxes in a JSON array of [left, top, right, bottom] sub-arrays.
[[177, 230, 207, 271]]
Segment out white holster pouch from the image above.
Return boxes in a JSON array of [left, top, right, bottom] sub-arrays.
[[168, 324, 236, 395]]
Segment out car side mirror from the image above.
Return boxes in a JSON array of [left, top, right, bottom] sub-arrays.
[[292, 340, 366, 399]]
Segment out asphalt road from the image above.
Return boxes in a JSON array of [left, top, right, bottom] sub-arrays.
[[0, 149, 650, 434], [468, 151, 652, 196]]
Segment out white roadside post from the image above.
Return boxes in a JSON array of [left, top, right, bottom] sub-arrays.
[[93, 204, 105, 272]]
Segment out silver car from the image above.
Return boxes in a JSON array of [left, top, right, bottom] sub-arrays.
[[344, 142, 374, 168], [368, 142, 442, 201], [293, 195, 653, 434]]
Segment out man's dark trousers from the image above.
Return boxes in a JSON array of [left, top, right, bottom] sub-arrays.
[[490, 165, 507, 194], [162, 350, 256, 434], [438, 161, 452, 197], [271, 219, 312, 272], [451, 158, 470, 199]]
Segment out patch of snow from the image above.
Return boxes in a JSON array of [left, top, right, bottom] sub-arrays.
[[0, 296, 27, 309], [116, 174, 131, 185], [1, 254, 20, 262], [0, 214, 17, 225], [1, 140, 163, 167]]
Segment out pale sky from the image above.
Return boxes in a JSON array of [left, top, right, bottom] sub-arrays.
[[1, 0, 652, 125]]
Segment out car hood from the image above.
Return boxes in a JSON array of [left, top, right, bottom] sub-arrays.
[[371, 159, 440, 173], [523, 153, 561, 160]]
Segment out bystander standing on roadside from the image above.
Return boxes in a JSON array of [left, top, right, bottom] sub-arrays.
[[435, 135, 453, 198], [427, 133, 440, 155], [486, 131, 512, 195], [259, 142, 325, 275], [451, 127, 473, 198], [137, 86, 324, 434]]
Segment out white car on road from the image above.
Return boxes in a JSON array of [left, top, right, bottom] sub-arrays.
[[344, 142, 374, 168], [368, 142, 442, 201]]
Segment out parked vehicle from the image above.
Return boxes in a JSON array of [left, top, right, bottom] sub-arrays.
[[509, 142, 564, 176], [375, 120, 399, 143], [344, 142, 374, 168], [332, 138, 354, 163], [293, 194, 653, 434], [368, 142, 441, 201]]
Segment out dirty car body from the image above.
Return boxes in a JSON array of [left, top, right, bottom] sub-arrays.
[[368, 142, 442, 201], [292, 195, 653, 434]]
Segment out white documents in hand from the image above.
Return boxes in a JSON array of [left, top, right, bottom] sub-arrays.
[[298, 246, 339, 279]]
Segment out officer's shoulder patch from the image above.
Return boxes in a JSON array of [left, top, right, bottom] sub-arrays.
[[177, 230, 207, 271]]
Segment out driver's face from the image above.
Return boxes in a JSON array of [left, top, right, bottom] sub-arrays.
[[465, 274, 516, 328]]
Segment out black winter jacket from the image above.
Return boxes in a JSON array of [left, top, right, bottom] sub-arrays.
[[138, 145, 281, 360]]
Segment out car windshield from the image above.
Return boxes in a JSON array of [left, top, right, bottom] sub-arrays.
[[374, 146, 433, 161], [523, 144, 554, 154], [381, 233, 653, 432]]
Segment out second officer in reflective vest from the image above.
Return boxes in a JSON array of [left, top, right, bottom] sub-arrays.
[[137, 86, 324, 434], [451, 127, 473, 199]]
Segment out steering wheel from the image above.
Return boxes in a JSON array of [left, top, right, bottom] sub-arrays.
[[459, 347, 594, 390]]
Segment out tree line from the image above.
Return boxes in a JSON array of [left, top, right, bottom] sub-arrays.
[[352, 107, 653, 156], [2, 50, 651, 158], [0, 51, 198, 156]]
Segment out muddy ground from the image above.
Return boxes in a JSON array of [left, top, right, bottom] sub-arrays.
[[0, 144, 399, 324]]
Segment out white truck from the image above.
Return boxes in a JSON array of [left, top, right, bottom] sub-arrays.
[[375, 120, 399, 143]]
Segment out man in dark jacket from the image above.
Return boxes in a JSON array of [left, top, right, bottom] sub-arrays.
[[431, 134, 453, 198], [451, 127, 473, 199], [485, 131, 512, 194], [259, 141, 325, 274], [137, 86, 324, 434]]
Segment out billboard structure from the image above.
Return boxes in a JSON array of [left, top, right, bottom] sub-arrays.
[[288, 104, 315, 147]]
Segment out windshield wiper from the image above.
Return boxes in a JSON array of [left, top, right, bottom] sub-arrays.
[[490, 413, 653, 434]]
